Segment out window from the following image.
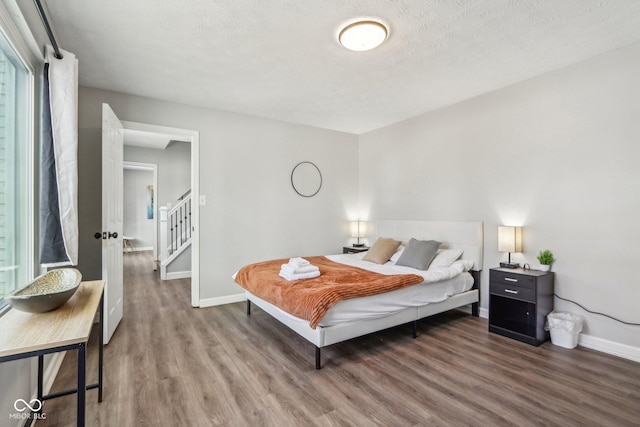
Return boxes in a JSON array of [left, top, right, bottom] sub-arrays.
[[0, 27, 33, 310]]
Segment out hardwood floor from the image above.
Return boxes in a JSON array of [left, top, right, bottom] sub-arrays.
[[39, 251, 640, 426]]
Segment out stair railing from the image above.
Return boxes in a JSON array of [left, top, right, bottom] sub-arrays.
[[159, 194, 192, 265]]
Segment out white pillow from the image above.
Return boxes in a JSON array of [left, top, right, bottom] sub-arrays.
[[428, 249, 463, 269], [389, 245, 405, 263], [451, 259, 475, 272]]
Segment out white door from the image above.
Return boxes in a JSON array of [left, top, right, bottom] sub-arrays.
[[102, 103, 124, 344]]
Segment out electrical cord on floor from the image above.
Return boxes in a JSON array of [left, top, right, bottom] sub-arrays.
[[553, 293, 640, 326]]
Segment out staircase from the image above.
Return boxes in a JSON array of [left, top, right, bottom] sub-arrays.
[[159, 191, 192, 280]]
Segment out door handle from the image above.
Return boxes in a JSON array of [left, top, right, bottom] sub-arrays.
[[98, 231, 119, 239]]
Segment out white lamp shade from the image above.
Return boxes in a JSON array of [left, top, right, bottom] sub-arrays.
[[350, 221, 367, 238], [498, 226, 523, 252]]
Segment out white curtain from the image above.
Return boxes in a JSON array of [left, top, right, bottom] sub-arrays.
[[39, 46, 79, 267]]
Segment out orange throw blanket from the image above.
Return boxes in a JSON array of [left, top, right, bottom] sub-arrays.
[[235, 256, 424, 329]]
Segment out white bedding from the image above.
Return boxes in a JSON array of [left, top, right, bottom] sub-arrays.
[[326, 252, 471, 280], [268, 252, 475, 327]]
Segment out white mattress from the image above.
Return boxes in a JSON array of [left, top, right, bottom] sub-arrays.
[[265, 252, 475, 328]]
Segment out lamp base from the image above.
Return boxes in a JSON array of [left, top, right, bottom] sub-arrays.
[[353, 243, 365, 248], [500, 262, 520, 269]]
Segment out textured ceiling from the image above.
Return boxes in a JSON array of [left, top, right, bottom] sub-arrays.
[[43, 0, 640, 134]]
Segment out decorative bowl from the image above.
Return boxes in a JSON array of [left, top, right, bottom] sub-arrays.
[[5, 268, 82, 313]]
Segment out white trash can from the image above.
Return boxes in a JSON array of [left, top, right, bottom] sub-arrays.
[[546, 312, 584, 349]]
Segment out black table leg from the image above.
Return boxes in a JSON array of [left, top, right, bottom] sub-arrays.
[[77, 343, 86, 427], [37, 355, 44, 412]]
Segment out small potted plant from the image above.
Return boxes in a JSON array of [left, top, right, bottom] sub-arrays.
[[537, 250, 555, 272]]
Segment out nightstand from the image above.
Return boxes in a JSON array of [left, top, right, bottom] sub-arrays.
[[343, 246, 369, 254], [489, 267, 554, 346]]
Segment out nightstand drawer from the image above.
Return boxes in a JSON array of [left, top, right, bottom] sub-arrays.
[[490, 270, 535, 288], [490, 282, 535, 303]]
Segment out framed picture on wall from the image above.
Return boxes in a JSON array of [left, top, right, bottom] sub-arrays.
[[147, 185, 154, 219]]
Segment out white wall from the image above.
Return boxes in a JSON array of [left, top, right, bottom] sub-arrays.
[[124, 143, 191, 208], [359, 42, 640, 351], [167, 245, 191, 275], [77, 87, 360, 300], [123, 169, 154, 250]]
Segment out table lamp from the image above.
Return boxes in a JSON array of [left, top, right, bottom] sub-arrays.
[[351, 221, 367, 247], [498, 226, 522, 268]]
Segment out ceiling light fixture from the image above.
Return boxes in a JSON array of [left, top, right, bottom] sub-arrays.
[[339, 20, 388, 52]]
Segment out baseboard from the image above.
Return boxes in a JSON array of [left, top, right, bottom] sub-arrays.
[[123, 246, 153, 253], [578, 333, 640, 363], [165, 271, 191, 280], [199, 293, 246, 308]]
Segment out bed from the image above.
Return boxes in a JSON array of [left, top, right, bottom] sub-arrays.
[[235, 220, 484, 369]]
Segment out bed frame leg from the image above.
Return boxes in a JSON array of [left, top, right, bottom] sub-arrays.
[[315, 346, 321, 370], [412, 320, 417, 338], [246, 300, 251, 315], [472, 302, 479, 317], [470, 270, 480, 317]]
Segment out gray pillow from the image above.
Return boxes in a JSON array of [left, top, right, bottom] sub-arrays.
[[395, 238, 441, 270]]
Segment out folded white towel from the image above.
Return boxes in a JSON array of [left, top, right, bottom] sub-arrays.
[[288, 257, 310, 267], [280, 264, 320, 275], [279, 270, 320, 281]]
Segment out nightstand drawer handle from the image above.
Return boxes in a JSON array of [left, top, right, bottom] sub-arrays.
[[504, 289, 519, 294], [505, 277, 519, 283]]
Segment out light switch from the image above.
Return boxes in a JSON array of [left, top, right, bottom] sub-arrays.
[[199, 195, 206, 206]]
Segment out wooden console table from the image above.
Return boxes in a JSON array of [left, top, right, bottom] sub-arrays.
[[0, 280, 105, 426]]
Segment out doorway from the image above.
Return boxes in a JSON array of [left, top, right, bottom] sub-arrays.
[[123, 162, 158, 268], [120, 120, 200, 307]]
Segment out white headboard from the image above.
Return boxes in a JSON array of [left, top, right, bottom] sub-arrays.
[[370, 220, 484, 271]]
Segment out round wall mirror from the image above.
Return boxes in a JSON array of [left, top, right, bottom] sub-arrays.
[[291, 161, 322, 197]]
